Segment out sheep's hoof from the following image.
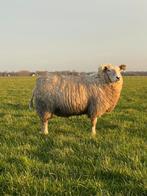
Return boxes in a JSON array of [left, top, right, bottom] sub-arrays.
[[91, 131, 96, 138], [39, 131, 48, 135], [91, 134, 96, 138]]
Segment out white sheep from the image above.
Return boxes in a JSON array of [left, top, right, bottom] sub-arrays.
[[29, 64, 126, 136]]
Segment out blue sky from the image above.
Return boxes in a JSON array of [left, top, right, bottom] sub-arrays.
[[0, 0, 147, 71]]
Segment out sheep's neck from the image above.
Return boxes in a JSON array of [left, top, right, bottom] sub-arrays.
[[99, 80, 123, 113]]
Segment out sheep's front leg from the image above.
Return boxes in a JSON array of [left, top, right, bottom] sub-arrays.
[[91, 117, 97, 136]]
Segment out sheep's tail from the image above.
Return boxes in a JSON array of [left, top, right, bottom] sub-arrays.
[[29, 89, 35, 110]]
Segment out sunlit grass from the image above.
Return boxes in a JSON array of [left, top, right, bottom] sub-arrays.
[[0, 76, 147, 195]]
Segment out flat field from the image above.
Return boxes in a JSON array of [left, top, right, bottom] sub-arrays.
[[0, 76, 147, 195]]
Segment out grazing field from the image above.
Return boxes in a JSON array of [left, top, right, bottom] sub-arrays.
[[0, 76, 147, 196]]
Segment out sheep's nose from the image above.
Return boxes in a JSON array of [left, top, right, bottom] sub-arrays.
[[116, 76, 120, 80]]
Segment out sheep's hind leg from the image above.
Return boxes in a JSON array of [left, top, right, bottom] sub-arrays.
[[91, 117, 97, 136], [40, 112, 52, 135], [41, 120, 49, 135]]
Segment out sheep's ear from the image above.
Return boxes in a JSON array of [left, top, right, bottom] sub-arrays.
[[99, 64, 108, 72], [119, 64, 126, 72]]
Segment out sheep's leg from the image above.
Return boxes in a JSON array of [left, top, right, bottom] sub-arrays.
[[41, 120, 49, 135], [91, 117, 97, 136], [40, 112, 52, 135]]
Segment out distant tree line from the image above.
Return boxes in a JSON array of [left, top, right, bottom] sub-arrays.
[[0, 71, 47, 77], [123, 71, 147, 76], [0, 70, 87, 77], [0, 70, 147, 77]]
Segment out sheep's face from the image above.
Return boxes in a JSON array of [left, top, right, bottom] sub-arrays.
[[100, 64, 126, 83]]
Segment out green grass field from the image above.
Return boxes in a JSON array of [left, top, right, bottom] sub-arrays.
[[0, 76, 147, 195]]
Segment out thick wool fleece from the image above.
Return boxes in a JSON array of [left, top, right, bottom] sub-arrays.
[[32, 71, 123, 120]]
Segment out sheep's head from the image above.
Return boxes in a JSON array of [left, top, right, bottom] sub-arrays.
[[99, 64, 126, 83]]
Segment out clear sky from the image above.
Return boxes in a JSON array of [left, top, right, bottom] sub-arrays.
[[0, 0, 147, 72]]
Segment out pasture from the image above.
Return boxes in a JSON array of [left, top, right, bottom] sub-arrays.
[[0, 76, 147, 195]]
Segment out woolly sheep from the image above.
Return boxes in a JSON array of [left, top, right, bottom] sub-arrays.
[[29, 64, 126, 136]]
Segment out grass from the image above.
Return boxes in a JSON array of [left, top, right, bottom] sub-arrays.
[[0, 76, 147, 195]]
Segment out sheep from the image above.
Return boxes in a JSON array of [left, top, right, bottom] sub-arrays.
[[29, 64, 126, 136]]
